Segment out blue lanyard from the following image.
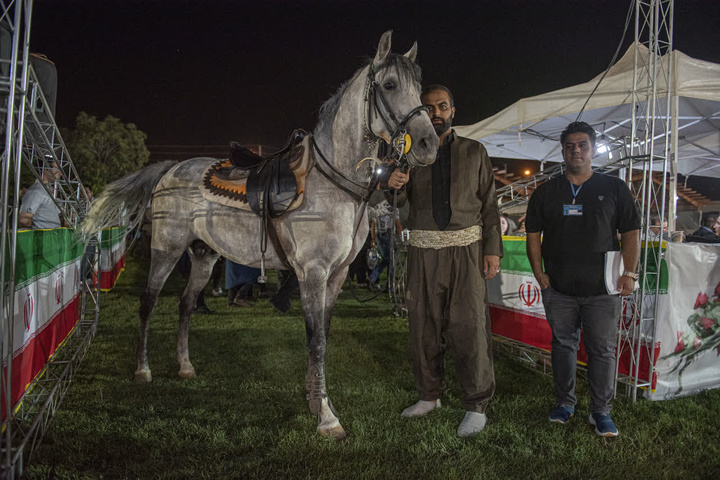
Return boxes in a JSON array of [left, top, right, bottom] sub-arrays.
[[570, 182, 583, 205]]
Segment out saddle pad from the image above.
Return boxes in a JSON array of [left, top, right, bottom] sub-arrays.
[[199, 135, 311, 212]]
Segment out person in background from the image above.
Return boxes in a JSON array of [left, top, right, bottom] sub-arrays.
[[18, 160, 63, 229], [647, 213, 670, 242], [369, 199, 403, 291], [525, 121, 640, 437], [348, 216, 372, 288], [225, 260, 260, 307], [270, 270, 299, 314], [500, 214, 509, 236], [387, 84, 502, 437], [686, 212, 720, 244]]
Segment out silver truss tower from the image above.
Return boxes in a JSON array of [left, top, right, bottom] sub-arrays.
[[619, 0, 674, 401], [1, 1, 99, 477]]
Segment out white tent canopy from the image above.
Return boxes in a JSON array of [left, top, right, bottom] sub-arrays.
[[455, 43, 720, 178]]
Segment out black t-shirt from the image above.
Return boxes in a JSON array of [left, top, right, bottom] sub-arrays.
[[525, 173, 641, 296]]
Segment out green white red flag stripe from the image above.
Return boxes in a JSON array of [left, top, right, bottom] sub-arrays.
[[3, 229, 82, 416]]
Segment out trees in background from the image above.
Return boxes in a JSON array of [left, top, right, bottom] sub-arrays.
[[64, 112, 149, 193]]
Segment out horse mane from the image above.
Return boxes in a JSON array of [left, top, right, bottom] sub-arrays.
[[315, 53, 422, 136]]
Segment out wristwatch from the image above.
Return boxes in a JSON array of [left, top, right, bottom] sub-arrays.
[[622, 270, 639, 280]]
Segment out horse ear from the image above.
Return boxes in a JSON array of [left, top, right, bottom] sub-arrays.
[[374, 30, 392, 65], [404, 42, 418, 63]]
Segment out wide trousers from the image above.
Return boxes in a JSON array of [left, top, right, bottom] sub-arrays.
[[405, 240, 495, 413]]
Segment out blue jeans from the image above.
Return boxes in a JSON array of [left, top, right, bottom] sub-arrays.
[[541, 286, 621, 414], [369, 233, 393, 286]]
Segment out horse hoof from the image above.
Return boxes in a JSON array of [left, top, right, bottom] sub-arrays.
[[134, 369, 152, 383], [318, 424, 347, 441], [178, 367, 196, 379]]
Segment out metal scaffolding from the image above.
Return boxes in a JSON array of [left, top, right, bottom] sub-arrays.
[[620, 0, 675, 401], [1, 1, 99, 478]]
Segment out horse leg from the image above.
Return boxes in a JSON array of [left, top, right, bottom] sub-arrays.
[[300, 265, 347, 440], [177, 240, 219, 379], [136, 248, 183, 383]]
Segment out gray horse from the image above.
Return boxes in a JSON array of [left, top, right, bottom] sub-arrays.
[[81, 31, 438, 440]]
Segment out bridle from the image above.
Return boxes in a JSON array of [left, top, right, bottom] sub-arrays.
[[366, 62, 429, 169], [312, 60, 428, 203]]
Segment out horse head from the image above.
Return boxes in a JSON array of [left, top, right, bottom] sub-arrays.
[[367, 30, 439, 168]]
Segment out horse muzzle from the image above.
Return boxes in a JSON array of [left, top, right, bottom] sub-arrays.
[[404, 117, 439, 168]]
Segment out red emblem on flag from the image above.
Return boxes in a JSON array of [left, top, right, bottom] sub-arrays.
[[518, 281, 541, 307], [24, 292, 34, 330]]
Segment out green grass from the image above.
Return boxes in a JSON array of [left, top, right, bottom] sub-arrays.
[[26, 256, 720, 479]]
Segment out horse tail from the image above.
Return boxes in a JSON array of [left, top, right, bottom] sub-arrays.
[[80, 160, 177, 239]]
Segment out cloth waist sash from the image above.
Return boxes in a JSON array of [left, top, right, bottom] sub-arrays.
[[409, 225, 481, 249]]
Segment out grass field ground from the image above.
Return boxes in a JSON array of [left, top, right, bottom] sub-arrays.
[[26, 256, 720, 479]]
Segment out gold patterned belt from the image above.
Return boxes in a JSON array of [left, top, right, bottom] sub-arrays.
[[409, 225, 481, 249]]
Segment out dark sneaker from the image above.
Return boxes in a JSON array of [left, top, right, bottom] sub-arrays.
[[192, 304, 213, 315], [269, 296, 291, 314], [589, 413, 619, 437], [549, 405, 574, 424]]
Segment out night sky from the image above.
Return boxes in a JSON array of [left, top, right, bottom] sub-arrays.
[[30, 0, 720, 150]]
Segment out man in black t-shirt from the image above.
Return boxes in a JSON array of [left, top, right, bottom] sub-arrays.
[[525, 121, 640, 437]]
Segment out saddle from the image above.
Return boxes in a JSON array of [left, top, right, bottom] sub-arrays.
[[200, 129, 311, 217]]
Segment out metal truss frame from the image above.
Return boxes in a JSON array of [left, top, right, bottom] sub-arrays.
[[618, 0, 674, 401], [1, 1, 99, 478]]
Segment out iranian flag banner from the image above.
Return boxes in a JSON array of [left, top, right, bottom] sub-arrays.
[[489, 237, 666, 391], [488, 238, 551, 350], [100, 227, 126, 291], [2, 229, 83, 416]]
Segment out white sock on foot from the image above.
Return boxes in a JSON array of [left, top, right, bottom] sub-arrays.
[[457, 411, 487, 437], [400, 399, 441, 418]]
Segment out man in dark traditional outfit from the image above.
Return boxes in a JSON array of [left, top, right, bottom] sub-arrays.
[[388, 84, 502, 436]]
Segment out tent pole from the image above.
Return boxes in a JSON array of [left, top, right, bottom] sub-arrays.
[[668, 94, 679, 231]]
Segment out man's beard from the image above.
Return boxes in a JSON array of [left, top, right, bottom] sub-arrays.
[[432, 117, 452, 136]]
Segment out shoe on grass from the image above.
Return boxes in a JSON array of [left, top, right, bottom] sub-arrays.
[[549, 405, 574, 424], [457, 411, 487, 437], [589, 413, 619, 437], [192, 304, 213, 315], [401, 399, 441, 418]]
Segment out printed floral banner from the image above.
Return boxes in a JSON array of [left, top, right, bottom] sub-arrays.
[[652, 243, 720, 400]]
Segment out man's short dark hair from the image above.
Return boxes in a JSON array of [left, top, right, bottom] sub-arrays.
[[702, 212, 719, 228], [421, 84, 454, 107], [561, 121, 597, 147]]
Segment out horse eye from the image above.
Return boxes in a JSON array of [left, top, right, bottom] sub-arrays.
[[383, 81, 396, 90]]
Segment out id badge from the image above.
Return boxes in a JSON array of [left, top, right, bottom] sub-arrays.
[[563, 204, 583, 216]]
